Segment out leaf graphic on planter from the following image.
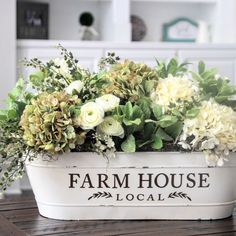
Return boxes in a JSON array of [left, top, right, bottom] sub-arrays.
[[168, 191, 192, 201], [88, 191, 113, 200]]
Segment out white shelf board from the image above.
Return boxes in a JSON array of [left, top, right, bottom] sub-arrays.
[[131, 0, 217, 4], [17, 39, 236, 50], [70, 0, 111, 1]]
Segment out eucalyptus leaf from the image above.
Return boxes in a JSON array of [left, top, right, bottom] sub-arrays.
[[7, 78, 25, 102], [151, 135, 163, 150], [201, 68, 218, 80], [7, 109, 17, 120], [0, 114, 7, 121], [191, 72, 202, 82], [152, 104, 162, 119], [186, 107, 200, 118], [137, 98, 151, 119], [138, 139, 154, 148], [167, 58, 178, 75], [165, 121, 183, 139], [218, 84, 236, 97], [123, 118, 141, 126], [221, 99, 236, 109], [132, 105, 143, 119], [124, 102, 133, 119], [156, 128, 173, 141], [145, 119, 157, 124], [198, 61, 205, 75], [158, 115, 178, 128], [144, 80, 155, 93], [121, 135, 136, 152]]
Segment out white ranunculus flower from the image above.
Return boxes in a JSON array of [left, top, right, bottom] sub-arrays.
[[78, 102, 104, 130], [97, 116, 124, 137], [65, 80, 84, 94], [95, 94, 120, 112]]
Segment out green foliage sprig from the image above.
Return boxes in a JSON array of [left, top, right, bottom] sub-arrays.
[[0, 79, 37, 192], [156, 58, 189, 78], [192, 61, 236, 107]]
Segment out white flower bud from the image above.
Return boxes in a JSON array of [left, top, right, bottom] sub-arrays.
[[95, 94, 120, 112], [65, 80, 84, 95]]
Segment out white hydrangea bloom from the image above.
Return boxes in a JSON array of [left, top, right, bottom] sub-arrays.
[[151, 74, 199, 110], [179, 99, 236, 166]]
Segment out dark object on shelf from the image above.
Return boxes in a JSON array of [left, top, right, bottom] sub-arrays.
[[17, 1, 49, 39], [78, 12, 98, 41], [163, 17, 198, 42], [79, 12, 94, 27], [131, 15, 147, 41]]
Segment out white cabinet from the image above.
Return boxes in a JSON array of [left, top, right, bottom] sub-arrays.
[[178, 49, 236, 84]]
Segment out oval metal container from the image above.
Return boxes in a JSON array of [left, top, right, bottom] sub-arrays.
[[26, 152, 236, 220]]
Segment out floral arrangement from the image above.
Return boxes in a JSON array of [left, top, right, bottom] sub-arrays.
[[0, 45, 236, 191]]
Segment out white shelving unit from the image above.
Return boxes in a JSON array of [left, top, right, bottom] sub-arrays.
[[16, 0, 236, 43], [17, 0, 117, 41]]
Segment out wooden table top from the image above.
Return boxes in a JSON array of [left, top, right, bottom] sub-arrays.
[[0, 191, 235, 236]]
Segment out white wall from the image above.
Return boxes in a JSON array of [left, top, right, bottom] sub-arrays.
[[0, 0, 16, 108], [0, 0, 21, 194], [214, 0, 236, 43]]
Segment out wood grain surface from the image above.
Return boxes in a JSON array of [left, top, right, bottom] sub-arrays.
[[0, 191, 235, 236]]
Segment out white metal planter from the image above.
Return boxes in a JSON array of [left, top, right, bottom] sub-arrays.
[[26, 152, 236, 220]]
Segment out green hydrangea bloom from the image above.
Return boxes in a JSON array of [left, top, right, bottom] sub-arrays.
[[102, 60, 157, 101], [20, 92, 84, 154]]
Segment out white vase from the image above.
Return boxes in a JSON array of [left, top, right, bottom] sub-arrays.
[[26, 152, 236, 220]]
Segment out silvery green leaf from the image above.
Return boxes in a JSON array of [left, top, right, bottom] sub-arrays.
[[121, 134, 136, 152], [151, 135, 163, 150]]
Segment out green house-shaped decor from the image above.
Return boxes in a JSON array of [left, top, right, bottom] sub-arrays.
[[163, 17, 198, 42]]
